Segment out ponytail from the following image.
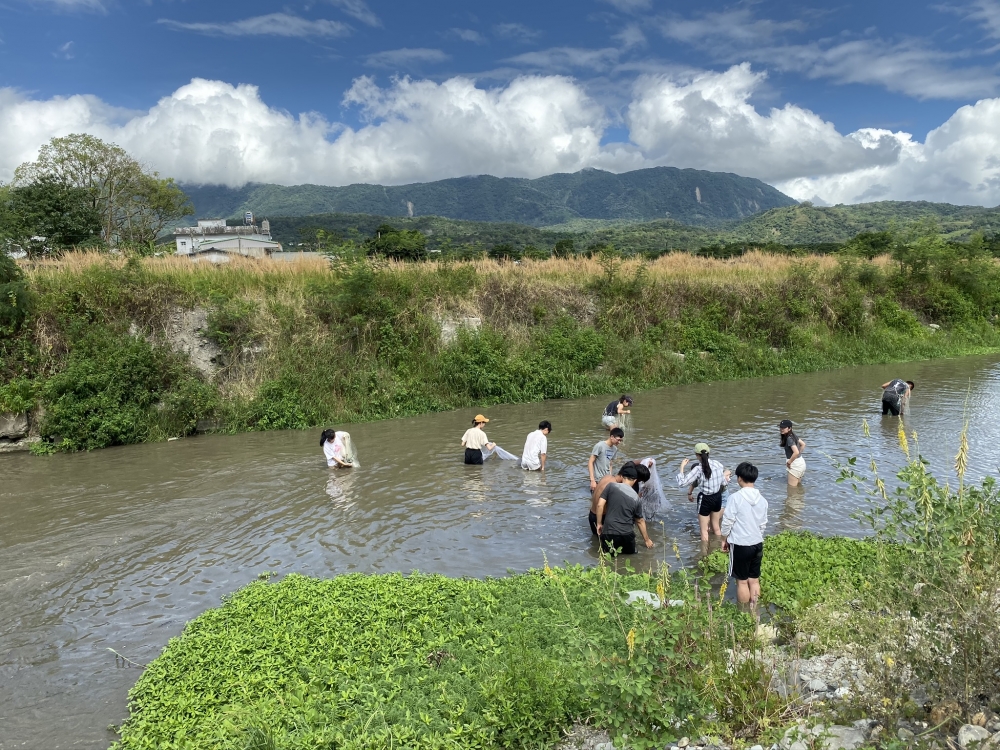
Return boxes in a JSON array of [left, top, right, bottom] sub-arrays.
[[698, 451, 712, 479], [320, 428, 336, 446]]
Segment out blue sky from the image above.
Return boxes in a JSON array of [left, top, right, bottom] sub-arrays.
[[2, 0, 1000, 204]]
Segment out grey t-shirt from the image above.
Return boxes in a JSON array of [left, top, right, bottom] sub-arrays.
[[591, 441, 615, 479], [599, 482, 643, 536]]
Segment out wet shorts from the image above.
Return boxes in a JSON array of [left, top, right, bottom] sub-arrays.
[[787, 457, 806, 480], [464, 447, 484, 465], [698, 490, 723, 516], [601, 414, 618, 428], [588, 511, 599, 536], [882, 398, 901, 417], [599, 532, 637, 556], [729, 542, 763, 580]]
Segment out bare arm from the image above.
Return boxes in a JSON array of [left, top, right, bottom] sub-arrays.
[[786, 443, 801, 466], [881, 381, 891, 389], [595, 497, 607, 535], [636, 518, 653, 548], [539, 452, 546, 470], [588, 454, 598, 489]]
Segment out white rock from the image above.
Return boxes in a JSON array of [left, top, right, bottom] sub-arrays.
[[678, 738, 690, 748], [822, 726, 867, 750], [807, 678, 828, 692], [625, 590, 661, 608], [958, 725, 991, 748], [750, 745, 764, 750], [596, 743, 617, 750]]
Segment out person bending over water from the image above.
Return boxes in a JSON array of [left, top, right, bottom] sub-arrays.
[[589, 428, 624, 490], [595, 463, 653, 555], [677, 443, 730, 543], [461, 415, 495, 465], [601, 395, 633, 430], [779, 420, 806, 486], [521, 421, 551, 471], [590, 461, 650, 535], [321, 429, 357, 468], [881, 379, 914, 417]]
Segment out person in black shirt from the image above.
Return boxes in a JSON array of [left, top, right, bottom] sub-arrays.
[[881, 379, 914, 417]]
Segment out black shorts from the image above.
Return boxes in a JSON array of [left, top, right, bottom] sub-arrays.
[[882, 399, 900, 416], [599, 532, 637, 555], [729, 542, 763, 580], [698, 490, 723, 516], [588, 511, 598, 536], [464, 447, 484, 465]]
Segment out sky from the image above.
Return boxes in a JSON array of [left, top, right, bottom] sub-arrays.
[[1, 0, 1000, 205]]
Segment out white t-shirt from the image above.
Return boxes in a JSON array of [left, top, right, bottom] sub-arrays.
[[323, 434, 346, 467], [461, 427, 490, 450], [520, 429, 548, 470]]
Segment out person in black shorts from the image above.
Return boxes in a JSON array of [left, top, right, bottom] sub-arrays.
[[676, 442, 730, 542], [720, 462, 769, 608], [595, 463, 653, 555]]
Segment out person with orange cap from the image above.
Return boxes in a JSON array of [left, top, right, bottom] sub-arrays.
[[461, 414, 495, 465]]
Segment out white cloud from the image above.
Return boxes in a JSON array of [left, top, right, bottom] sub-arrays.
[[778, 99, 1000, 205], [327, 0, 381, 28], [363, 48, 450, 68], [449, 28, 486, 44], [29, 0, 104, 10], [613, 24, 647, 49], [601, 0, 652, 11], [2, 67, 1000, 206], [626, 64, 903, 183], [659, 8, 805, 45], [53, 41, 75, 60], [966, 0, 1000, 38], [158, 14, 350, 39], [493, 23, 541, 42], [504, 47, 620, 72]]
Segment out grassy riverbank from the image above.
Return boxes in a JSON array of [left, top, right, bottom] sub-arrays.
[[3, 248, 1000, 451]]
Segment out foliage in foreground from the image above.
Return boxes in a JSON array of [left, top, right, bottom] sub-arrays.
[[112, 561, 763, 750]]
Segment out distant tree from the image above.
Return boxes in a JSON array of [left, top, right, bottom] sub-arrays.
[[488, 243, 521, 261], [844, 231, 894, 260], [366, 224, 428, 261], [13, 134, 192, 247], [553, 238, 575, 258], [0, 176, 102, 256], [522, 244, 549, 260]]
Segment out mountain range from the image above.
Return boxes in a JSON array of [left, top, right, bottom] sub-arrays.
[[180, 167, 799, 228]]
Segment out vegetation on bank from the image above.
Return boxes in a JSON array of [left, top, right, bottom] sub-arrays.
[[4, 228, 1000, 452], [112, 434, 1000, 750]]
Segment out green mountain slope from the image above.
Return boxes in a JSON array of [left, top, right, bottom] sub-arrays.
[[181, 167, 798, 228], [729, 202, 1000, 244]]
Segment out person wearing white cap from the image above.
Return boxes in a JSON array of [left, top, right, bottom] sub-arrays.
[[461, 415, 495, 465], [677, 443, 730, 543]]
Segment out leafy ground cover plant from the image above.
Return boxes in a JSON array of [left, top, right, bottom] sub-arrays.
[[112, 559, 768, 750]]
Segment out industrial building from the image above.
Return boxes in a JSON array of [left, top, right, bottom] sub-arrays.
[[173, 214, 282, 261]]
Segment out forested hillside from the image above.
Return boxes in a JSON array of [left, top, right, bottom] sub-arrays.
[[180, 167, 797, 227]]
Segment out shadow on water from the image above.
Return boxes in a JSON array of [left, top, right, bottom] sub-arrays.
[[2, 354, 1000, 748]]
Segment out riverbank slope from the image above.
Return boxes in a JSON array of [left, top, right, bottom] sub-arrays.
[[2, 250, 999, 452]]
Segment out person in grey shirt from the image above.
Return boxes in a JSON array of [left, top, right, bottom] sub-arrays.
[[588, 427, 624, 491], [595, 463, 654, 555]]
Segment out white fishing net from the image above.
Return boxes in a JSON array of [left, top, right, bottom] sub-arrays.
[[334, 431, 360, 468], [637, 456, 668, 521], [482, 445, 520, 462]]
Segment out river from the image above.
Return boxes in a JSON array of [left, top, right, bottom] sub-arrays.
[[2, 355, 1000, 749]]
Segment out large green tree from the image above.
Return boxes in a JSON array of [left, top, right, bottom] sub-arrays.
[[366, 223, 428, 261], [0, 176, 102, 256], [12, 134, 192, 247]]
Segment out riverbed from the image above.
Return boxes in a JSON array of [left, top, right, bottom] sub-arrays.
[[2, 355, 1000, 749]]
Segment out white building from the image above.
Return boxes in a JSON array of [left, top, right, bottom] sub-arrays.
[[173, 218, 282, 260]]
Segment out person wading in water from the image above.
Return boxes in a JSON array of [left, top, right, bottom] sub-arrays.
[[880, 379, 914, 417], [779, 420, 806, 486], [677, 443, 730, 543], [601, 395, 633, 430], [461, 415, 495, 465]]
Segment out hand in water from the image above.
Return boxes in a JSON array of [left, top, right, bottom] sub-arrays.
[[644, 538, 654, 549], [596, 524, 603, 535]]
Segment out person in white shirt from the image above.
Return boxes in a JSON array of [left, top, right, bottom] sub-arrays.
[[720, 462, 769, 609], [320, 429, 357, 468], [677, 443, 730, 543], [520, 421, 551, 471]]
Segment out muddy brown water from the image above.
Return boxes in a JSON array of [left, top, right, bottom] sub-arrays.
[[3, 355, 1000, 749]]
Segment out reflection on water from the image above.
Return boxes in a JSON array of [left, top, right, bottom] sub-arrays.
[[2, 355, 1000, 749]]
